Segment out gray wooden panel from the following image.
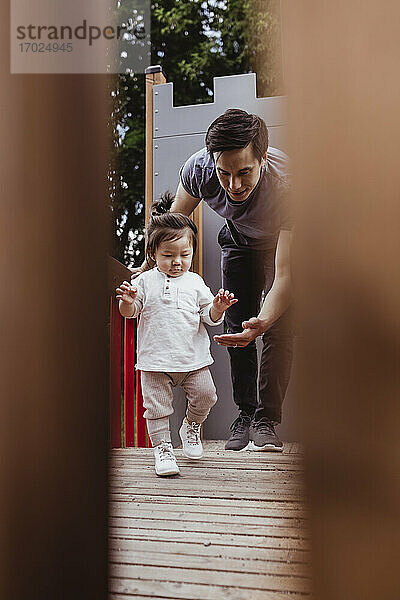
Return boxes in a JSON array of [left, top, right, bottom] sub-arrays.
[[151, 73, 298, 444], [153, 126, 288, 200], [153, 73, 287, 138], [153, 134, 205, 198]]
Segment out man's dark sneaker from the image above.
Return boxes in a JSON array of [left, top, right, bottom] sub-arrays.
[[249, 418, 284, 452], [225, 414, 252, 450]]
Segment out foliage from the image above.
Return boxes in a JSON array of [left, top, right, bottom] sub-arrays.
[[220, 0, 283, 97], [109, 0, 283, 267]]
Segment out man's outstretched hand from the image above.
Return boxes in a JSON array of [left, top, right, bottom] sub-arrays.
[[214, 317, 268, 347]]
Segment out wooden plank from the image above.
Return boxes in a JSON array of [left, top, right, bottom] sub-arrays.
[[109, 490, 304, 503], [109, 475, 304, 488], [109, 538, 311, 564], [109, 465, 303, 476], [109, 485, 304, 502], [109, 499, 308, 518], [109, 464, 304, 478], [109, 506, 308, 527], [110, 459, 304, 471], [109, 564, 311, 593], [109, 489, 304, 502], [109, 578, 309, 599], [109, 493, 305, 511], [109, 466, 303, 483], [109, 527, 310, 550], [109, 548, 311, 577], [109, 468, 304, 484], [109, 517, 308, 539], [109, 463, 304, 473], [109, 484, 304, 497], [109, 478, 304, 490], [110, 479, 304, 492]]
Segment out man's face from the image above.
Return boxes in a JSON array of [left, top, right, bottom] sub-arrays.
[[214, 145, 266, 202]]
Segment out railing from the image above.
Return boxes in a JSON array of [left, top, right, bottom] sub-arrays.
[[109, 256, 150, 448]]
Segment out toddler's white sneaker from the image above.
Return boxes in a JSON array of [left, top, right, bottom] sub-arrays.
[[179, 418, 203, 459], [154, 441, 180, 476]]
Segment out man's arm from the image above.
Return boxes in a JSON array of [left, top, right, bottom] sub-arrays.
[[257, 229, 292, 328], [171, 182, 201, 216], [214, 229, 292, 347]]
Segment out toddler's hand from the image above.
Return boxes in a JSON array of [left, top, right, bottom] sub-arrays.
[[213, 289, 238, 313], [116, 281, 138, 305]]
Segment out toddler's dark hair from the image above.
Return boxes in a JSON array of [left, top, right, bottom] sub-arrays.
[[145, 192, 197, 268]]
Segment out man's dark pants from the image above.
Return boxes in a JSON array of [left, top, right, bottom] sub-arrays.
[[218, 225, 294, 424]]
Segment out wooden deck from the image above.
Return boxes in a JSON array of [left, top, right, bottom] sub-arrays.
[[109, 441, 311, 599]]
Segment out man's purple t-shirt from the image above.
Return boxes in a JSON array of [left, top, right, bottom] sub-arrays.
[[179, 146, 291, 249]]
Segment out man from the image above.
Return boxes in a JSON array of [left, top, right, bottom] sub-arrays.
[[170, 109, 293, 452]]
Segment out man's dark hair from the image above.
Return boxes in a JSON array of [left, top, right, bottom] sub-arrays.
[[205, 109, 269, 162], [145, 192, 197, 269]]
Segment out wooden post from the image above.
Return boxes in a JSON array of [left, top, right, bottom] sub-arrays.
[[145, 65, 203, 275], [108, 255, 134, 448], [192, 204, 203, 277], [110, 297, 122, 448], [145, 65, 166, 225]]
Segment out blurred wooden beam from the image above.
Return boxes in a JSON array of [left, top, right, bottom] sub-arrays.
[[0, 4, 109, 599], [283, 1, 400, 598]]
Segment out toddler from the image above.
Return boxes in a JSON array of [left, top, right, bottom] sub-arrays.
[[116, 194, 237, 476]]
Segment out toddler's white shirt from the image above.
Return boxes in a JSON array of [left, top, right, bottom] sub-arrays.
[[128, 268, 223, 372]]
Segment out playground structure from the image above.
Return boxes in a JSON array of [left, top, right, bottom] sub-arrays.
[[109, 69, 297, 448], [107, 79, 311, 598], [4, 3, 398, 598]]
